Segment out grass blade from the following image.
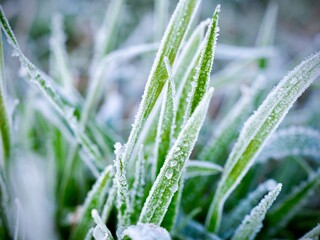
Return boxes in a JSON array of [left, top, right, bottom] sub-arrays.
[[0, 31, 10, 166], [231, 183, 282, 240], [92, 209, 114, 240], [186, 160, 223, 178], [139, 88, 213, 225], [70, 166, 113, 240], [121, 223, 171, 240], [206, 51, 320, 232], [267, 172, 320, 235], [122, 0, 200, 165], [257, 126, 320, 164]]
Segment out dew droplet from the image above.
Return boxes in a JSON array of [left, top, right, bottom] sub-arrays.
[[165, 168, 173, 179]]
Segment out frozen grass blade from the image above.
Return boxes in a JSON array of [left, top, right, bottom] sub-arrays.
[[206, 52, 320, 232], [200, 76, 265, 165], [70, 166, 113, 240], [299, 224, 320, 240], [257, 126, 320, 164], [50, 13, 73, 91], [231, 183, 282, 240], [122, 0, 200, 165], [139, 88, 213, 225], [130, 145, 147, 224], [267, 172, 320, 235], [189, 5, 219, 114], [114, 143, 131, 227], [154, 0, 169, 41], [101, 183, 116, 223], [0, 31, 10, 166], [153, 60, 176, 180], [221, 179, 277, 238], [92, 209, 114, 240], [186, 160, 223, 178], [173, 19, 209, 89]]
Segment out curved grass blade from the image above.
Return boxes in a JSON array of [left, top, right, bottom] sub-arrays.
[[139, 88, 213, 225], [200, 75, 265, 165], [257, 126, 320, 164], [299, 224, 320, 240], [91, 209, 114, 240], [122, 0, 200, 165], [206, 51, 320, 233], [266, 172, 320, 236], [101, 183, 116, 223], [221, 179, 277, 238], [154, 0, 169, 41], [186, 160, 223, 178], [189, 5, 219, 114], [0, 31, 10, 166], [231, 183, 282, 240], [114, 143, 131, 227], [70, 166, 113, 240]]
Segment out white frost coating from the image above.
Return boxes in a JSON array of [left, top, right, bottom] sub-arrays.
[[186, 160, 223, 178], [121, 223, 171, 240], [92, 209, 114, 240], [257, 126, 320, 164], [299, 224, 320, 240], [139, 88, 213, 225], [232, 184, 282, 240]]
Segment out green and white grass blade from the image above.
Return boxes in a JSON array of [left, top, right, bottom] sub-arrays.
[[139, 88, 213, 225], [189, 5, 219, 114], [92, 0, 123, 66], [0, 7, 103, 171], [206, 51, 320, 233], [122, 0, 200, 165], [221, 179, 277, 238], [173, 19, 209, 89], [120, 223, 171, 240], [114, 143, 131, 227], [231, 183, 282, 240], [200, 75, 265, 165], [91, 209, 114, 240], [267, 172, 320, 235], [50, 13, 73, 91], [257, 127, 320, 164], [130, 145, 147, 224], [70, 166, 113, 240], [153, 60, 176, 180], [154, 0, 169, 41], [186, 160, 223, 178], [299, 224, 320, 240], [0, 31, 10, 166]]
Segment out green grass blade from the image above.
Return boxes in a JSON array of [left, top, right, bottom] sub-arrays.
[[221, 179, 277, 238], [153, 62, 176, 180], [130, 145, 147, 224], [101, 183, 116, 223], [114, 143, 131, 227], [189, 5, 219, 113], [299, 224, 320, 240], [122, 0, 200, 165], [70, 166, 113, 240], [186, 160, 223, 178], [257, 126, 320, 164], [206, 51, 320, 233], [267, 172, 320, 235], [139, 88, 213, 225], [0, 31, 10, 166], [173, 19, 209, 89], [200, 76, 265, 165], [92, 209, 114, 240], [231, 183, 282, 240]]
